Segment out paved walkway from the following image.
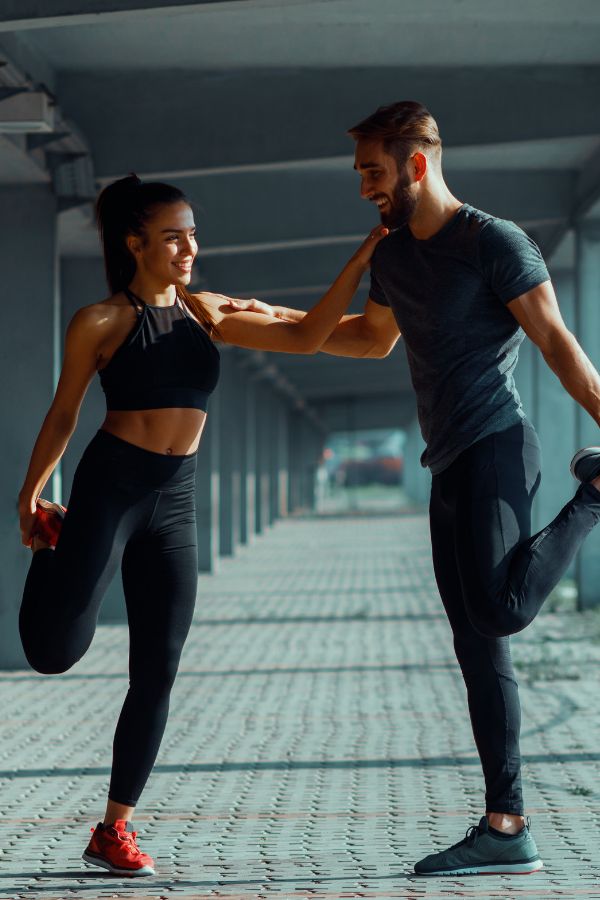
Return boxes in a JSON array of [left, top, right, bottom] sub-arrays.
[[2, 510, 600, 899]]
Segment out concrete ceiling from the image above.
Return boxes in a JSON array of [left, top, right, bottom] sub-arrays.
[[7, 1, 600, 69], [1, 0, 599, 420]]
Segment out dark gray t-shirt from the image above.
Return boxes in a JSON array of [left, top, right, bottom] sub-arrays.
[[370, 203, 550, 474]]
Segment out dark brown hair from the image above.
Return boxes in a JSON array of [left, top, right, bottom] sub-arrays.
[[348, 101, 442, 167], [95, 174, 218, 337]]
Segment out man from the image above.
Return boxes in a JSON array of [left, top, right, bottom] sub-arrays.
[[227, 101, 600, 876]]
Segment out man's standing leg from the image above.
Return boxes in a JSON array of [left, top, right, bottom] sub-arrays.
[[413, 462, 543, 875]]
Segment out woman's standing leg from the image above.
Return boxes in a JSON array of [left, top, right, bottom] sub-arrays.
[[82, 483, 198, 876], [107, 484, 198, 813]]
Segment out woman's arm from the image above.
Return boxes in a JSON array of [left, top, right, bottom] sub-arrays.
[[204, 225, 388, 354], [18, 307, 102, 545], [222, 300, 401, 358]]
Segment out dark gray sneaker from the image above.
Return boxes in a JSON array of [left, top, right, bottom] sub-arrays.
[[414, 816, 543, 876], [571, 447, 600, 483]]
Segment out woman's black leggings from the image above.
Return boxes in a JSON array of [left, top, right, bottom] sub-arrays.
[[20, 430, 198, 807], [430, 419, 600, 814]]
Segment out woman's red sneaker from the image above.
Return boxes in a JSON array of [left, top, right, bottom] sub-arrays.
[[82, 819, 156, 877], [31, 499, 66, 548]]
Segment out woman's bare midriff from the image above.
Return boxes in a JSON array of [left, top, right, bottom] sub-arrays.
[[102, 408, 207, 456]]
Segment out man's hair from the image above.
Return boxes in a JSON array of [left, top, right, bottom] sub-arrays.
[[348, 101, 442, 167]]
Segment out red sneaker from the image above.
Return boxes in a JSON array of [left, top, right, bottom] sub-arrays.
[[82, 820, 156, 877], [31, 499, 66, 548]]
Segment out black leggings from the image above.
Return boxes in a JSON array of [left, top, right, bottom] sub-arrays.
[[20, 430, 198, 807], [430, 419, 600, 814]]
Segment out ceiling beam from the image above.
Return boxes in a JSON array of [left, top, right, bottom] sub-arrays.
[[98, 155, 353, 183], [57, 67, 600, 178], [100, 136, 600, 184], [199, 233, 365, 258], [0, 0, 251, 31]]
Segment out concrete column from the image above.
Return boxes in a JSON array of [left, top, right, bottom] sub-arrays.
[[196, 387, 220, 572], [254, 382, 272, 535], [268, 397, 290, 523], [574, 224, 600, 608], [268, 397, 280, 526], [0, 186, 57, 668], [300, 420, 323, 513], [239, 377, 257, 544], [277, 401, 290, 518], [287, 410, 303, 513], [218, 352, 241, 557], [403, 417, 431, 507], [532, 269, 577, 537]]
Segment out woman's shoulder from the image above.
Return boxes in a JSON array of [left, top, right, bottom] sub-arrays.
[[66, 294, 135, 347], [70, 294, 132, 326]]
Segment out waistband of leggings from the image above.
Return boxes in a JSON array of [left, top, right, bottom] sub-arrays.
[[84, 429, 197, 485]]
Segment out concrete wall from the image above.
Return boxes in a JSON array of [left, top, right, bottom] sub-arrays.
[[0, 186, 58, 668]]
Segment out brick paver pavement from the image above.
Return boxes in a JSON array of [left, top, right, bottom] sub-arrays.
[[2, 511, 600, 899]]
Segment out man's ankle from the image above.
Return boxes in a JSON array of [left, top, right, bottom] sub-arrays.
[[486, 812, 526, 835]]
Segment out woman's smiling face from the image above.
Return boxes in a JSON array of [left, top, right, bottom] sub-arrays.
[[128, 201, 198, 287]]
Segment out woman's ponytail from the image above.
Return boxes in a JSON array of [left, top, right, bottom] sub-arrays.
[[95, 174, 144, 295]]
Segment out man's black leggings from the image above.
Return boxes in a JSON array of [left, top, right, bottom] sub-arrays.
[[20, 429, 198, 807], [430, 419, 600, 814]]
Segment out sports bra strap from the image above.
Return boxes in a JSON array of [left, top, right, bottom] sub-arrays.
[[124, 287, 144, 314]]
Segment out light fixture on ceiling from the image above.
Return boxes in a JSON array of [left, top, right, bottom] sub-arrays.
[[0, 90, 55, 133]]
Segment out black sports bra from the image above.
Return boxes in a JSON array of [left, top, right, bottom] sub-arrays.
[[99, 289, 220, 412]]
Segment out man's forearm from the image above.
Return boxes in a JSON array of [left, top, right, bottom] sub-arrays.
[[544, 330, 600, 427]]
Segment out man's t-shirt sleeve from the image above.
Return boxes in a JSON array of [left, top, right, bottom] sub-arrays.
[[480, 219, 550, 305], [369, 266, 389, 307]]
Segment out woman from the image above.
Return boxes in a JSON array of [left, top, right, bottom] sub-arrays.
[[18, 174, 387, 877]]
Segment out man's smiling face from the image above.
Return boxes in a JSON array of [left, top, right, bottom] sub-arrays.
[[354, 138, 418, 229]]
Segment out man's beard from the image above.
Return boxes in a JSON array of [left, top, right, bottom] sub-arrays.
[[379, 177, 417, 229]]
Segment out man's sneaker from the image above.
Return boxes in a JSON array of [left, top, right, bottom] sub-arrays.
[[570, 447, 600, 484], [31, 499, 66, 548], [414, 816, 543, 876], [82, 819, 155, 877]]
